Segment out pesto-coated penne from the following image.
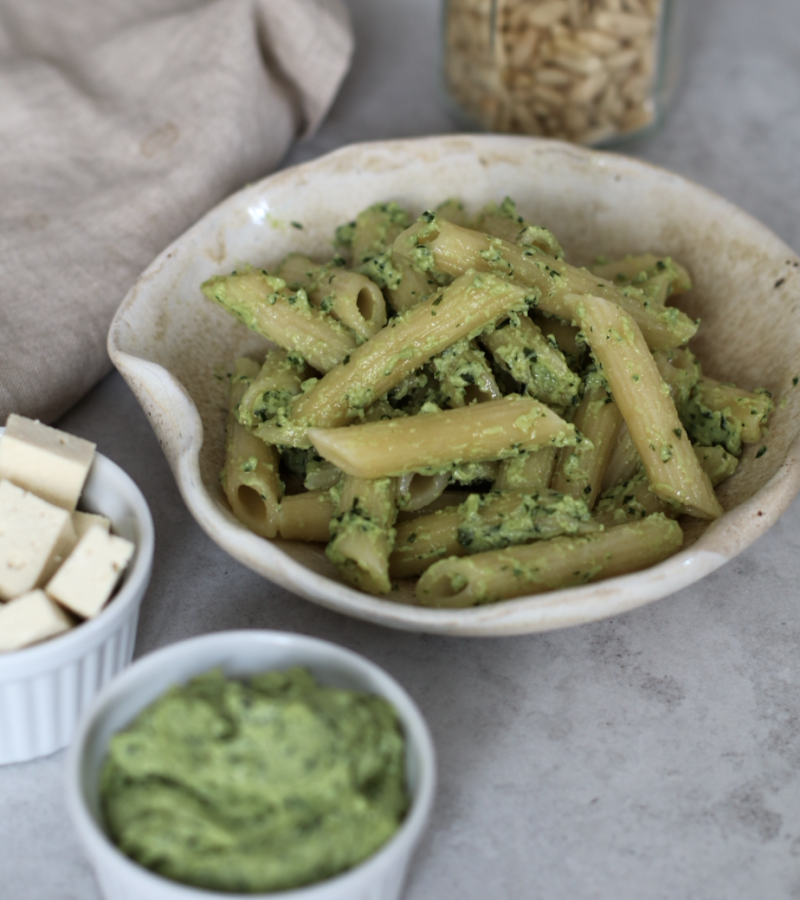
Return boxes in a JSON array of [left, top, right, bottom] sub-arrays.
[[202, 268, 357, 373], [392, 216, 698, 351], [693, 444, 739, 487], [222, 358, 281, 539], [550, 369, 623, 509], [564, 293, 722, 519], [278, 254, 387, 340], [237, 349, 306, 430], [396, 471, 451, 512], [416, 513, 683, 607], [481, 313, 580, 408], [592, 471, 674, 527], [493, 446, 558, 492], [283, 271, 540, 435], [589, 254, 692, 306], [326, 476, 398, 594], [431, 340, 502, 408], [691, 378, 774, 444], [307, 395, 576, 479], [601, 421, 641, 492], [390, 489, 596, 579], [277, 491, 335, 543], [204, 195, 774, 607], [472, 197, 565, 258]]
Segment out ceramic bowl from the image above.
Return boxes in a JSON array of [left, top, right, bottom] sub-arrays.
[[65, 630, 436, 900], [107, 134, 800, 636], [0, 427, 154, 764]]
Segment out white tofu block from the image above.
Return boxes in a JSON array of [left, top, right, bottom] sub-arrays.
[[0, 589, 73, 652], [0, 414, 96, 512], [72, 510, 111, 540], [0, 480, 74, 601], [46, 525, 134, 619]]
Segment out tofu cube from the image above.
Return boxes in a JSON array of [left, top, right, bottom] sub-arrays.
[[0, 480, 74, 601], [0, 414, 96, 511], [72, 510, 111, 540], [0, 589, 73, 652], [46, 525, 134, 619]]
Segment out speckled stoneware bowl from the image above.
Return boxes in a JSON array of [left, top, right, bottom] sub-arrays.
[[107, 135, 800, 636]]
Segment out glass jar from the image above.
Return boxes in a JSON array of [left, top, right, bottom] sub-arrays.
[[443, 0, 686, 145]]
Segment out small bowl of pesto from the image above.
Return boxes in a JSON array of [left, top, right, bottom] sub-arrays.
[[65, 630, 436, 900]]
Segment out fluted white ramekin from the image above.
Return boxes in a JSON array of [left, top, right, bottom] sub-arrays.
[[65, 630, 437, 900], [0, 431, 154, 765]]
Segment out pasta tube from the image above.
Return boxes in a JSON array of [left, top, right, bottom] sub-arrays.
[[689, 378, 774, 445], [431, 340, 502, 408], [308, 395, 577, 479], [493, 447, 558, 492], [326, 476, 397, 594], [237, 349, 306, 430], [472, 197, 565, 258], [416, 513, 683, 607], [693, 444, 739, 487], [601, 422, 641, 492], [278, 254, 387, 340], [277, 491, 335, 543], [390, 489, 596, 579], [396, 471, 451, 512], [480, 313, 580, 407], [563, 293, 722, 519], [550, 369, 623, 509], [593, 471, 672, 527], [201, 268, 357, 373], [590, 254, 692, 305], [393, 216, 698, 351], [286, 271, 540, 434], [222, 358, 281, 539]]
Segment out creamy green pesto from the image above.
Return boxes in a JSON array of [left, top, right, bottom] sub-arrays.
[[101, 667, 409, 894]]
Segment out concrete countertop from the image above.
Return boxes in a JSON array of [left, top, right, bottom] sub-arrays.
[[4, 0, 800, 897]]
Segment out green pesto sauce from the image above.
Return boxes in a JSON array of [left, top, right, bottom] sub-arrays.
[[101, 668, 409, 894], [456, 490, 593, 553], [680, 389, 744, 456]]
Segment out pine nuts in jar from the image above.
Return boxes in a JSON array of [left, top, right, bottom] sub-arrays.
[[443, 0, 686, 145]]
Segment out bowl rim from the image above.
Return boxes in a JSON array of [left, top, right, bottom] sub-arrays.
[[0, 426, 155, 676], [64, 629, 438, 899], [108, 133, 800, 636]]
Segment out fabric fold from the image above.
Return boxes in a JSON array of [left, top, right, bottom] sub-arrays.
[[0, 0, 353, 424]]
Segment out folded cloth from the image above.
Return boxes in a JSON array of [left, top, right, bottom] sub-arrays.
[[0, 0, 353, 424]]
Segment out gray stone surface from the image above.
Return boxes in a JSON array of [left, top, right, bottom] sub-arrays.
[[4, 0, 800, 897]]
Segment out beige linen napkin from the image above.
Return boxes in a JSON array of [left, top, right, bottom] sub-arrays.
[[0, 0, 353, 424]]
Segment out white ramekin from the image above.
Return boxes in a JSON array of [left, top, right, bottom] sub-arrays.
[[65, 630, 437, 900], [0, 432, 155, 765]]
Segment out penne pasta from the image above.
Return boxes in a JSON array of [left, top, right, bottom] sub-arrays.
[[307, 395, 577, 479], [416, 513, 683, 607], [326, 476, 397, 593], [277, 490, 335, 543], [472, 197, 564, 258], [550, 369, 623, 509], [601, 421, 641, 491], [480, 313, 581, 408], [237, 348, 306, 430], [392, 216, 698, 351], [278, 254, 387, 340], [222, 358, 282, 539], [202, 268, 358, 373], [390, 489, 596, 579], [431, 340, 502, 408], [396, 471, 451, 512], [281, 271, 540, 436], [563, 293, 722, 519], [204, 195, 775, 607], [493, 446, 558, 493]]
